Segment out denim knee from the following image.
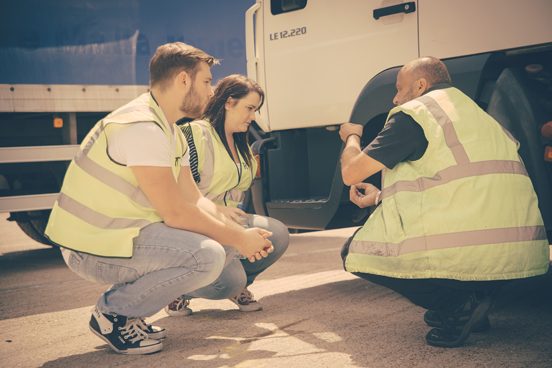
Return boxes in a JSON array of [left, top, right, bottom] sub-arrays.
[[194, 239, 227, 282], [249, 214, 290, 256], [268, 218, 290, 257], [182, 258, 247, 300], [208, 260, 247, 299]]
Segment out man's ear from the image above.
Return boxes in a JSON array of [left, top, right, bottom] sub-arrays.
[[414, 78, 429, 97], [175, 71, 190, 91]]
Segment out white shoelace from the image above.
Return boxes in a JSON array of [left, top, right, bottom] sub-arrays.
[[135, 317, 152, 332], [121, 318, 149, 343]]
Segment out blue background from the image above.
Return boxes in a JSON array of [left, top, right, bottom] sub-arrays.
[[0, 0, 255, 85]]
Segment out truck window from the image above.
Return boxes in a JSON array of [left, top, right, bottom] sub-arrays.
[[271, 0, 307, 15]]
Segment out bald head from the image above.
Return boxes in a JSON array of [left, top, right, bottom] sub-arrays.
[[401, 56, 451, 88], [393, 56, 451, 106]]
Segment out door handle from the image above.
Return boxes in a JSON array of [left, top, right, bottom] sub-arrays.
[[373, 2, 416, 20]]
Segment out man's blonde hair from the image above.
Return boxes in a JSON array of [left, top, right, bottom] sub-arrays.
[[149, 42, 219, 91]]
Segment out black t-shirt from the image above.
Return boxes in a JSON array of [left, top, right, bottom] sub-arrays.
[[363, 111, 428, 169], [362, 84, 453, 169]]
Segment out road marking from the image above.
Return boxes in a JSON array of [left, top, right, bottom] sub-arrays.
[[0, 278, 85, 292]]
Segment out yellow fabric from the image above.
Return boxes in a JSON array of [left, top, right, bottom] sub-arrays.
[[345, 87, 549, 280], [346, 241, 550, 280], [190, 120, 257, 207], [45, 93, 185, 257]]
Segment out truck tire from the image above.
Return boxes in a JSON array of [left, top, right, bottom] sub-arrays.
[[12, 210, 52, 246], [486, 67, 552, 237]]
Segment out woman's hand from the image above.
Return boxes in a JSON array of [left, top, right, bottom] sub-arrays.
[[215, 204, 275, 262], [236, 228, 274, 262], [216, 204, 248, 225], [350, 182, 380, 208]]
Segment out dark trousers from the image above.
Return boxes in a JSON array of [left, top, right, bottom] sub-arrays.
[[352, 272, 508, 314], [341, 230, 508, 314]]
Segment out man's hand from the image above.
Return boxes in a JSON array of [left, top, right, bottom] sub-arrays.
[[216, 204, 247, 225], [238, 228, 274, 262], [339, 123, 363, 142], [339, 123, 386, 186], [350, 182, 380, 208]]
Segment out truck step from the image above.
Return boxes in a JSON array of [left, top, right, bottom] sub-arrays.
[[267, 198, 328, 209]]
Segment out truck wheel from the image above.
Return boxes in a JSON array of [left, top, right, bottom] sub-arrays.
[[11, 210, 52, 246], [486, 67, 552, 237]]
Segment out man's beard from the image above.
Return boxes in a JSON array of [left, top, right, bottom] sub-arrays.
[[400, 88, 415, 105], [180, 81, 207, 119]]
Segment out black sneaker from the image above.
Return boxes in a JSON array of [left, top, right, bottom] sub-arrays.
[[135, 317, 167, 340], [425, 293, 494, 348], [89, 306, 163, 354], [424, 310, 491, 333]]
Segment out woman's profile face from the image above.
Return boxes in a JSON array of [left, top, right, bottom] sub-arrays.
[[224, 92, 261, 135]]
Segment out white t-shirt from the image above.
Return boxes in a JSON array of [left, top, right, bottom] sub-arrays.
[[107, 123, 190, 167]]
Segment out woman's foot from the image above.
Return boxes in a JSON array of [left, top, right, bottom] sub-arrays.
[[164, 297, 193, 317], [229, 287, 262, 312]]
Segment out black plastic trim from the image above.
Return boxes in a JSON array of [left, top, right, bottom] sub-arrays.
[[373, 2, 415, 20]]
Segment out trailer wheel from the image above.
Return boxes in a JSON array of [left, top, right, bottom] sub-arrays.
[[10, 210, 52, 246]]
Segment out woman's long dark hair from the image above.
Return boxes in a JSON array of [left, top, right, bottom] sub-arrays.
[[202, 74, 264, 168]]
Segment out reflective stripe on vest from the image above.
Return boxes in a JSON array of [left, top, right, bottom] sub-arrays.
[[368, 93, 533, 251], [45, 93, 183, 258], [381, 160, 527, 200], [193, 122, 251, 206], [69, 122, 154, 209], [57, 192, 152, 230], [346, 87, 549, 280], [384, 94, 523, 191], [350, 225, 547, 257], [380, 94, 525, 201], [207, 189, 246, 204], [195, 123, 215, 196]]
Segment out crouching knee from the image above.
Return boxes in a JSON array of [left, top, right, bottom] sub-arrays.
[[212, 259, 248, 299], [195, 239, 227, 279], [268, 218, 290, 257]]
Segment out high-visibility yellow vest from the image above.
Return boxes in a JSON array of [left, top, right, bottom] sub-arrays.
[[184, 120, 257, 208], [45, 93, 185, 258], [344, 87, 549, 281]]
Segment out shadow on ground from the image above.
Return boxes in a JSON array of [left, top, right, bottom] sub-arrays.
[[39, 271, 552, 368]]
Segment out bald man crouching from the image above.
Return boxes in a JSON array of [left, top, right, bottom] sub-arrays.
[[339, 57, 549, 348]]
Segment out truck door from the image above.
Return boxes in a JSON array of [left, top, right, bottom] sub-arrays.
[[248, 0, 418, 132], [418, 0, 552, 59]]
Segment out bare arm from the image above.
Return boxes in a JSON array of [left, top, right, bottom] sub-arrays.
[[131, 165, 273, 260], [214, 204, 248, 225], [339, 123, 386, 186]]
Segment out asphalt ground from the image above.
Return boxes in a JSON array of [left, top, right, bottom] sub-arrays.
[[1, 213, 551, 368]]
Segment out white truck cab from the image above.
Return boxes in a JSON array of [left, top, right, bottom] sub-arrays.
[[245, 0, 552, 235]]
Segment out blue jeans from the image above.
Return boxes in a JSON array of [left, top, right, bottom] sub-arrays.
[[61, 214, 288, 317], [61, 222, 231, 317], [181, 214, 289, 300]]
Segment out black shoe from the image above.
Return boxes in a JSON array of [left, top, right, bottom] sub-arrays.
[[136, 317, 167, 340], [425, 293, 494, 348], [89, 306, 163, 354], [424, 310, 491, 333]]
